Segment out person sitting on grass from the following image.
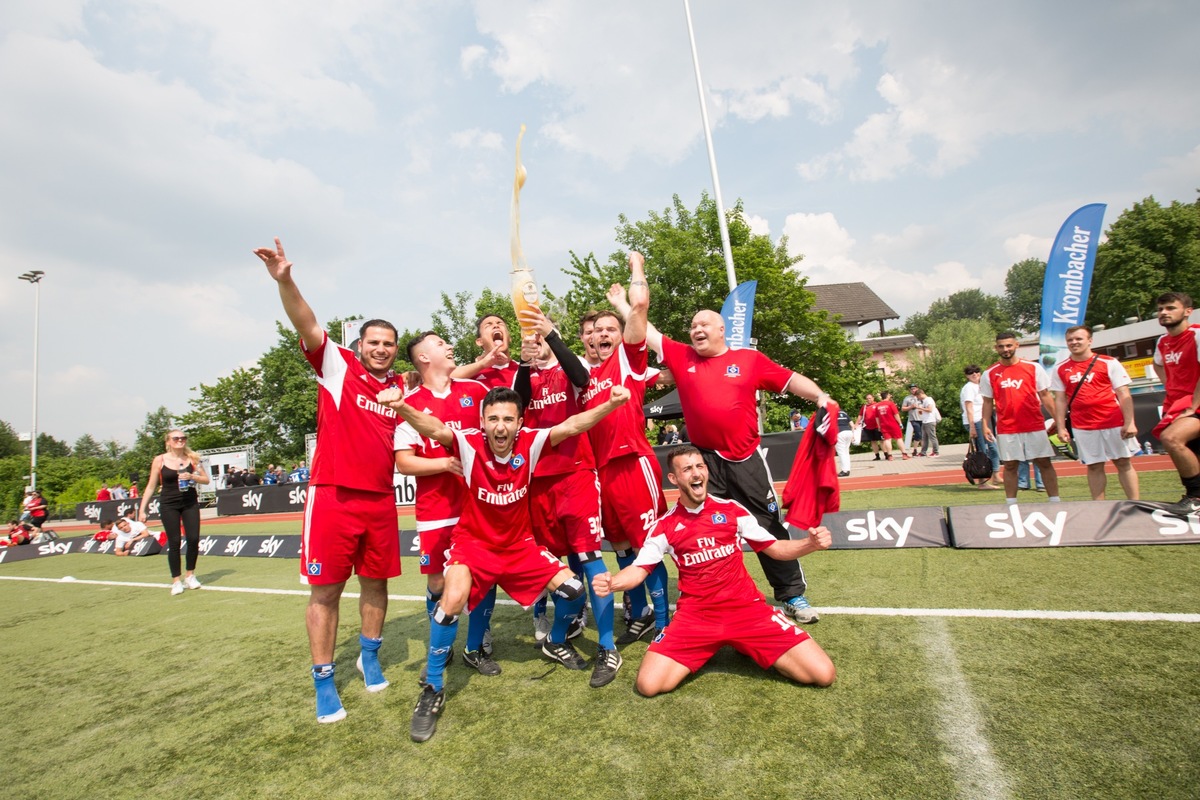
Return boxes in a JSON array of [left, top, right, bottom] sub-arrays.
[[93, 518, 117, 542], [592, 445, 836, 696]]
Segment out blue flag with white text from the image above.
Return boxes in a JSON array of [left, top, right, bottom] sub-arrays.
[[721, 280, 757, 350], [1038, 203, 1105, 367]]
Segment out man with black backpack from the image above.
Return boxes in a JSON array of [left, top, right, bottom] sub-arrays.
[[960, 365, 1002, 488]]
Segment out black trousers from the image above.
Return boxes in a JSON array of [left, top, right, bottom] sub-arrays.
[[699, 448, 807, 601], [160, 502, 201, 577]]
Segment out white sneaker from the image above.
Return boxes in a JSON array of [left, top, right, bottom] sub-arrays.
[[170, 581, 185, 596], [184, 575, 202, 590], [533, 614, 551, 644]]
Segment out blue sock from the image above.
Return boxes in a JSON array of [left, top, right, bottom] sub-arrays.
[[582, 559, 615, 649], [549, 592, 585, 644], [615, 550, 648, 617], [465, 587, 496, 653], [646, 561, 671, 630], [532, 595, 548, 619], [358, 634, 386, 688], [566, 552, 584, 574], [312, 662, 343, 720], [426, 608, 459, 692]]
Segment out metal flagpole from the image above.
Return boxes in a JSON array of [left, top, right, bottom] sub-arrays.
[[18, 270, 44, 490], [682, 0, 738, 292]]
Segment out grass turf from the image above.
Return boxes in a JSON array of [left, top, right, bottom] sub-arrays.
[[3, 469, 1198, 799]]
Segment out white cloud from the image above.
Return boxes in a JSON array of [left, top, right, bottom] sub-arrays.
[[460, 44, 488, 75], [449, 128, 504, 151], [1003, 233, 1051, 263]]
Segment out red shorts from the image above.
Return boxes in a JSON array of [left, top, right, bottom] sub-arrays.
[[531, 470, 602, 558], [418, 522, 455, 575], [647, 599, 811, 672], [598, 455, 666, 549], [300, 485, 400, 585], [1153, 396, 1198, 439], [446, 535, 563, 611]]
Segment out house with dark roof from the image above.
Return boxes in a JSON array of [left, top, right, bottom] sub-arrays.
[[807, 282, 900, 338]]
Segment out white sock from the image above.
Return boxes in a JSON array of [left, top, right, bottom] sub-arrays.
[[1048, 496, 1061, 502]]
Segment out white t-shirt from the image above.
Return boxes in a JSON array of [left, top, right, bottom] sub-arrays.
[[115, 519, 148, 548], [960, 381, 983, 425]]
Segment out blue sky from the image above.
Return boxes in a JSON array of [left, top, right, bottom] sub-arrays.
[[1, 0, 1197, 445]]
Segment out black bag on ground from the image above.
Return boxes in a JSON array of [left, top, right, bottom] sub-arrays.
[[963, 441, 994, 485]]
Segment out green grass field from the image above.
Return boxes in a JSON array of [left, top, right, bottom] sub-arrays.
[[3, 472, 1198, 799]]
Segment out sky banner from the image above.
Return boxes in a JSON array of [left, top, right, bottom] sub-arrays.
[[721, 280, 757, 349], [1038, 203, 1106, 366]]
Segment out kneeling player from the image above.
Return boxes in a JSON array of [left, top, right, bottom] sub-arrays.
[[378, 383, 631, 742], [593, 446, 836, 696]]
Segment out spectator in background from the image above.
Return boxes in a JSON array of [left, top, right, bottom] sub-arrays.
[[263, 465, 279, 485], [859, 393, 883, 460], [657, 424, 682, 446], [960, 365, 1002, 489], [96, 483, 111, 502], [914, 388, 941, 457], [835, 406, 854, 478], [790, 410, 809, 432], [129, 481, 139, 499], [244, 468, 262, 487], [111, 483, 129, 500], [875, 391, 910, 461], [900, 385, 923, 451], [26, 490, 48, 532], [227, 468, 246, 489]]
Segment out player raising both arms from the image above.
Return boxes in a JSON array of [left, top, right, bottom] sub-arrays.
[[379, 383, 632, 743], [593, 446, 835, 696]]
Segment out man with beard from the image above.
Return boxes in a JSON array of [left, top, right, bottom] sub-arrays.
[[253, 237, 402, 724], [1150, 292, 1200, 515], [592, 446, 835, 696]]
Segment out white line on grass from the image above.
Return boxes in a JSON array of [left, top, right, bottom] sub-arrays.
[[921, 617, 1015, 800], [3, 577, 1199, 622]]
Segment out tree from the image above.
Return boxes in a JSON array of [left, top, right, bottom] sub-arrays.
[[36, 433, 71, 458], [905, 289, 1014, 343], [1003, 258, 1046, 333], [431, 288, 520, 366], [72, 433, 105, 459], [1087, 195, 1200, 328], [176, 367, 264, 452], [900, 319, 999, 445], [561, 193, 878, 410], [0, 420, 23, 458]]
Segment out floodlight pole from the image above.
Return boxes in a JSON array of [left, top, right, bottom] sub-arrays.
[[18, 270, 44, 490], [682, 0, 738, 292]]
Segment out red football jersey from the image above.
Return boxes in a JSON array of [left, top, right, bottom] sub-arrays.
[[303, 333, 402, 493], [579, 340, 654, 467], [1153, 325, 1200, 408], [980, 359, 1050, 434], [1050, 356, 1130, 430], [524, 363, 595, 476], [659, 337, 794, 461], [449, 427, 551, 550], [634, 496, 776, 610], [475, 360, 519, 390], [394, 379, 489, 528]]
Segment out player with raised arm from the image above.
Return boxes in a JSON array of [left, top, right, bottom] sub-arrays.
[[379, 383, 631, 742], [579, 252, 672, 645], [253, 237, 402, 724], [593, 446, 835, 696], [514, 306, 621, 687]]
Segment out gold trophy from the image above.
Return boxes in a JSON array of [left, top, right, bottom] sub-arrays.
[[510, 124, 541, 336]]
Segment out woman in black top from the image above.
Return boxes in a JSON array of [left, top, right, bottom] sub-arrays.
[[139, 429, 209, 596]]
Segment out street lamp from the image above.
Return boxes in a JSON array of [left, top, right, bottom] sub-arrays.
[[18, 270, 44, 491]]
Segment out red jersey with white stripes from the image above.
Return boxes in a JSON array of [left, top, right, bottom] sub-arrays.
[[525, 363, 595, 476], [579, 340, 654, 467], [302, 333, 401, 493], [449, 427, 551, 550], [980, 359, 1050, 434], [634, 495, 776, 610], [659, 337, 794, 461], [394, 379, 489, 529], [475, 360, 519, 390], [1153, 324, 1200, 408], [1050, 355, 1130, 430]]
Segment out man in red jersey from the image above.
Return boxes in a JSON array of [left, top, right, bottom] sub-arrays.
[[578, 253, 672, 645], [515, 307, 621, 687], [640, 298, 831, 625], [1051, 326, 1139, 500], [1151, 292, 1200, 515], [454, 314, 520, 389], [253, 237, 402, 725], [378, 383, 630, 742], [593, 446, 835, 696], [980, 331, 1061, 503], [395, 332, 497, 678]]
